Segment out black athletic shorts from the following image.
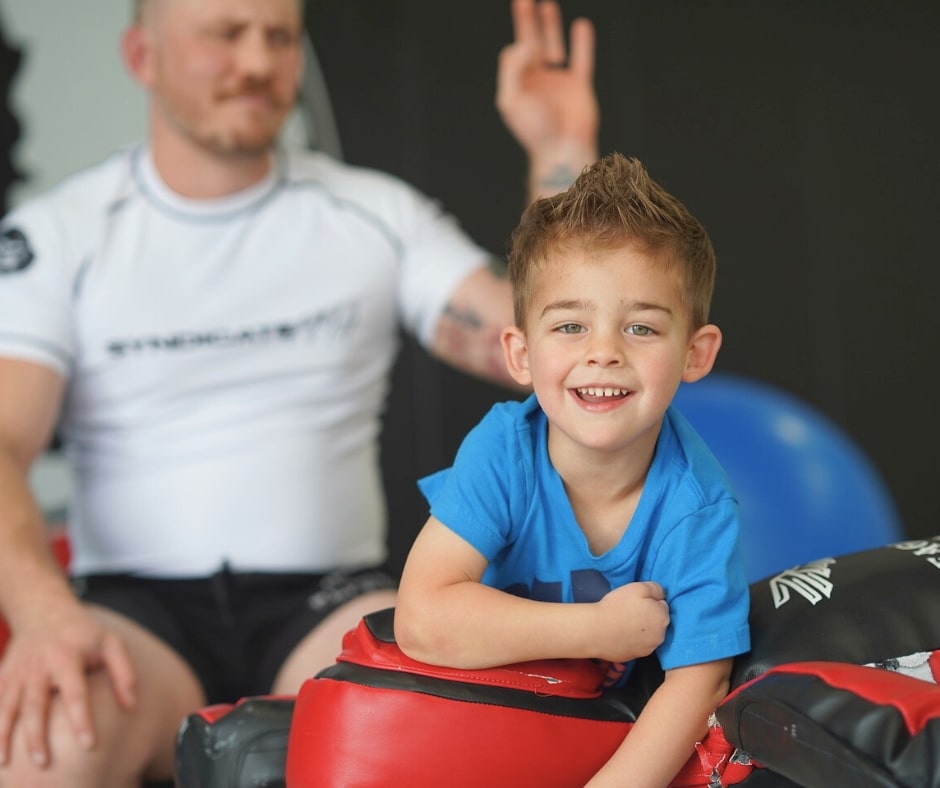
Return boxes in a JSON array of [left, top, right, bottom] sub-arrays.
[[72, 565, 397, 705]]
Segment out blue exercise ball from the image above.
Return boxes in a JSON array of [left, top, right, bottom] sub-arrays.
[[672, 372, 903, 582]]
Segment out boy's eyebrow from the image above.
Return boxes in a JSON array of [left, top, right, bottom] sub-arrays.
[[627, 300, 674, 316], [539, 299, 674, 318], [540, 299, 590, 317]]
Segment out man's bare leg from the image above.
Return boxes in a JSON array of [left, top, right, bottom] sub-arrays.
[[271, 589, 398, 693]]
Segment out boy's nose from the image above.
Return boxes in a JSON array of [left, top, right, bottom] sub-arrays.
[[586, 332, 624, 367]]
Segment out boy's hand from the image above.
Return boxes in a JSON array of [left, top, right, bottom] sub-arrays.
[[594, 581, 669, 663]]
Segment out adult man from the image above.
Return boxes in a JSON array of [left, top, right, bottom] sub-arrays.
[[0, 0, 598, 785]]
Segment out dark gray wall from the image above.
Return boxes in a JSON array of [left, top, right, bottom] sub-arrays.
[[309, 0, 939, 574], [0, 17, 21, 213]]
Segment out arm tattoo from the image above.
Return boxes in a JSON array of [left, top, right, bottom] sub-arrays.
[[538, 164, 580, 193]]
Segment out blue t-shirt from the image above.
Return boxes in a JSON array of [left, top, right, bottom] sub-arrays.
[[419, 395, 750, 672]]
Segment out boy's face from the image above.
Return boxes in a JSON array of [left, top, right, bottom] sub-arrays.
[[501, 245, 720, 461]]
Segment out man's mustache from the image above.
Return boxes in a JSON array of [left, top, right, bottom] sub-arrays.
[[217, 83, 284, 107]]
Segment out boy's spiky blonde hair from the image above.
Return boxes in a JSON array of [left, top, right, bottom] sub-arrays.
[[507, 152, 717, 331]]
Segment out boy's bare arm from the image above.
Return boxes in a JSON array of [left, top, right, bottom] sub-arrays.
[[394, 517, 669, 668], [586, 659, 733, 788]]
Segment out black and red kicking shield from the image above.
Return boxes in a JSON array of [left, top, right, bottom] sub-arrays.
[[176, 696, 294, 788], [717, 661, 940, 787]]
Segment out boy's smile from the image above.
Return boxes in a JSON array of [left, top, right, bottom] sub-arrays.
[[575, 386, 632, 405]]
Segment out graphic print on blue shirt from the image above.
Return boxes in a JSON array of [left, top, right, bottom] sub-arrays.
[[503, 568, 611, 604], [502, 568, 627, 688]]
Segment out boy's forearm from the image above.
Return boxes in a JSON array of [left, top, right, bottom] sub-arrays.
[[395, 581, 605, 668], [585, 661, 732, 788]]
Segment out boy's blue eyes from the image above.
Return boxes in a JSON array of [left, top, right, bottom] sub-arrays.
[[627, 325, 654, 336], [554, 324, 655, 336]]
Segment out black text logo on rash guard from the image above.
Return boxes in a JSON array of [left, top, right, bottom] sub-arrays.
[[0, 227, 34, 274], [106, 301, 361, 357]]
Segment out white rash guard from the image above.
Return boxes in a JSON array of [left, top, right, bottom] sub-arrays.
[[0, 145, 489, 576]]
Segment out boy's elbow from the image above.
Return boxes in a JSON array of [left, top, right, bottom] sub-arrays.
[[664, 660, 733, 716], [394, 602, 469, 667], [392, 605, 421, 657], [701, 662, 733, 714], [393, 601, 440, 663], [710, 674, 731, 708]]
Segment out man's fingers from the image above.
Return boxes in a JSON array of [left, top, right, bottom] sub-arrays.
[[511, 0, 571, 65], [0, 678, 21, 765], [567, 17, 596, 79], [496, 41, 528, 103], [54, 667, 96, 751], [536, 1, 567, 65], [510, 0, 539, 46], [100, 633, 137, 710], [21, 672, 51, 767]]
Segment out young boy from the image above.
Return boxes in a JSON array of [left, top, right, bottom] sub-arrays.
[[394, 152, 750, 787]]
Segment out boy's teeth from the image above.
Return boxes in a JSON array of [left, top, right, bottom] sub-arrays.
[[579, 387, 625, 397]]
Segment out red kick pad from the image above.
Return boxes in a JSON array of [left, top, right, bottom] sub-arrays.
[[286, 608, 757, 787], [286, 608, 635, 787]]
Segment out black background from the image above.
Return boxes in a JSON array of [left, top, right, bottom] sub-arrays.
[[307, 0, 939, 573], [1, 3, 936, 575]]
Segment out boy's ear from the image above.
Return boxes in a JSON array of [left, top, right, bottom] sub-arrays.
[[500, 325, 533, 387], [682, 324, 722, 383]]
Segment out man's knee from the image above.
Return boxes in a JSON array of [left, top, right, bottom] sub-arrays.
[[0, 648, 200, 788], [272, 589, 398, 693], [0, 675, 131, 788]]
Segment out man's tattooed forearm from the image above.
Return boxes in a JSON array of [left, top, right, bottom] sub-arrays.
[[538, 165, 580, 192]]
